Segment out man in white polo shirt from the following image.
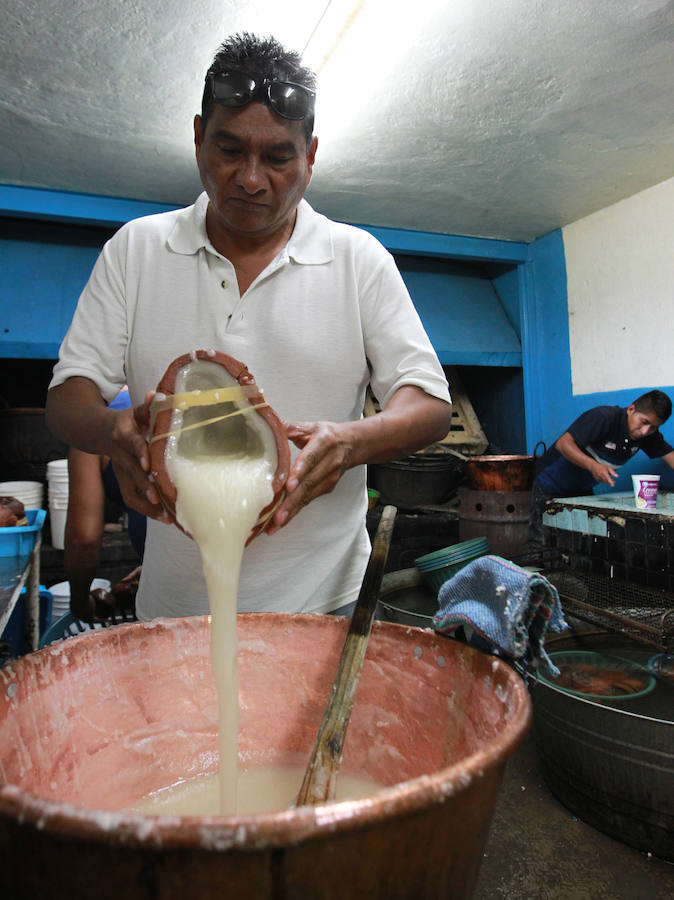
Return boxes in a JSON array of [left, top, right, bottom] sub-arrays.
[[46, 33, 451, 619]]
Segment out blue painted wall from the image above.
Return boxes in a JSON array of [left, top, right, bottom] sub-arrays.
[[4, 183, 671, 487], [0, 218, 114, 358], [525, 227, 674, 490]]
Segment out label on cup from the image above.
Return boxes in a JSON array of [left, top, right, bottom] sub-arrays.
[[632, 475, 660, 509]]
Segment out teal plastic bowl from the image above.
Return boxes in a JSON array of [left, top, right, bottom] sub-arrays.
[[417, 550, 488, 595], [415, 537, 489, 569]]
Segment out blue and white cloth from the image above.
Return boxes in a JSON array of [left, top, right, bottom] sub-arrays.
[[433, 555, 568, 676]]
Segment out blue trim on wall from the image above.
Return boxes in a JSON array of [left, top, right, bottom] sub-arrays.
[[355, 222, 529, 263], [0, 184, 180, 227]]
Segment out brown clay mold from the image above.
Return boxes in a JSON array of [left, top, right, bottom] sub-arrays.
[[149, 350, 290, 543]]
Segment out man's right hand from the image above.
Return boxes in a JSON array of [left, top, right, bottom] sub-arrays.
[[590, 461, 618, 486], [107, 392, 169, 521]]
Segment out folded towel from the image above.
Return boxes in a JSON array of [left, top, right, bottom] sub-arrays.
[[433, 555, 568, 677]]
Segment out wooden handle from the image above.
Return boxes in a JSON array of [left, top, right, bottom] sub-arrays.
[[295, 505, 397, 807]]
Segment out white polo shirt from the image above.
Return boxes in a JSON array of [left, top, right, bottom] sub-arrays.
[[52, 194, 450, 617]]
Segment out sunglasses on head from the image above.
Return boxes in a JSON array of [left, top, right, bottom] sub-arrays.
[[209, 71, 315, 121]]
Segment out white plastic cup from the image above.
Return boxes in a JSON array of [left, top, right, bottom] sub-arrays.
[[49, 507, 67, 549], [46, 459, 68, 474], [632, 474, 660, 509]]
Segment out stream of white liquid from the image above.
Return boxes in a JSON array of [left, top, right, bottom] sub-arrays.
[[167, 451, 274, 814]]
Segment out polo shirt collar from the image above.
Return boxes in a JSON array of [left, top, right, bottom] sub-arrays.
[[168, 192, 211, 255], [286, 199, 334, 265], [167, 193, 333, 265]]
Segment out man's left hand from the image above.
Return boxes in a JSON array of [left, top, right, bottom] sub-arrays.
[[266, 420, 355, 533]]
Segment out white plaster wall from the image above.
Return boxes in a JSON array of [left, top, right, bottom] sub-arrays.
[[562, 176, 674, 394]]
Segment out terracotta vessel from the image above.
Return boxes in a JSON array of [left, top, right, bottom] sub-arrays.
[[0, 615, 531, 899], [464, 455, 534, 492], [149, 350, 290, 543]]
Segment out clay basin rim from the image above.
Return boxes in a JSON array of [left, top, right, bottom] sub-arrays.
[[0, 614, 532, 851]]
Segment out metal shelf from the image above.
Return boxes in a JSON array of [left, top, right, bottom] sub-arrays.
[[0, 537, 42, 655]]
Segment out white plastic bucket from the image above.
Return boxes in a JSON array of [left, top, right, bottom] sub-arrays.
[[0, 480, 44, 509]]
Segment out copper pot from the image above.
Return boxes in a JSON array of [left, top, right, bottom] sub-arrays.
[[465, 455, 534, 492], [0, 614, 531, 898]]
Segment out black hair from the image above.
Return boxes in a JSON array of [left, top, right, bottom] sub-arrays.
[[200, 33, 316, 146], [633, 389, 672, 422]]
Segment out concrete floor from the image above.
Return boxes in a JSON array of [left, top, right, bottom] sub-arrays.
[[475, 731, 674, 899]]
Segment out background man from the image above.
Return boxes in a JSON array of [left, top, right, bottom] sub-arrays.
[[526, 390, 674, 555], [46, 33, 451, 619], [65, 387, 146, 622]]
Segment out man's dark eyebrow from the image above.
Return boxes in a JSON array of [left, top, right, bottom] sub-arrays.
[[209, 128, 299, 153]]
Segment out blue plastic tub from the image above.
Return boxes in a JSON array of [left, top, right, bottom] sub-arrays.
[[0, 509, 47, 557], [1, 585, 53, 657]]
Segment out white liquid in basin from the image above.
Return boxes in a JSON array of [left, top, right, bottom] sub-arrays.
[[136, 765, 381, 816]]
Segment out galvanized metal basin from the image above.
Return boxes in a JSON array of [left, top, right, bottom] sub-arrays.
[[530, 631, 674, 860]]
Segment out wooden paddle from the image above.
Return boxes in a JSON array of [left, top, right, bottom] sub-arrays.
[[295, 504, 397, 807]]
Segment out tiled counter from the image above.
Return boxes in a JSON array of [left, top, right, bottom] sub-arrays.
[[542, 490, 674, 591]]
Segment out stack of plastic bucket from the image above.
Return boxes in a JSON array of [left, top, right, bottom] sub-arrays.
[[46, 459, 69, 549], [415, 537, 490, 595]]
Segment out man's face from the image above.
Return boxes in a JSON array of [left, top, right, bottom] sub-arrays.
[[193, 102, 317, 243], [626, 404, 663, 440]]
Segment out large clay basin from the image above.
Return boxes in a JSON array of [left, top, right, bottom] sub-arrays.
[[0, 614, 531, 899]]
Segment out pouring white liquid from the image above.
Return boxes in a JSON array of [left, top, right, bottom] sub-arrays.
[[142, 362, 382, 816], [159, 361, 278, 814], [167, 451, 273, 814]]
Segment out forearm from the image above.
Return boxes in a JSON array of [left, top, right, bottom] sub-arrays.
[[555, 432, 595, 471], [64, 523, 104, 619], [48, 379, 164, 519], [272, 386, 451, 532], [46, 377, 117, 456], [555, 431, 616, 485], [347, 385, 452, 466]]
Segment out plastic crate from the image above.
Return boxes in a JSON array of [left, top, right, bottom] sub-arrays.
[[0, 509, 47, 557]]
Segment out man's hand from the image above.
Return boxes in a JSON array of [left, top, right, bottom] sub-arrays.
[[267, 420, 355, 533], [46, 378, 168, 521], [107, 392, 169, 521], [266, 387, 451, 534], [589, 460, 618, 486]]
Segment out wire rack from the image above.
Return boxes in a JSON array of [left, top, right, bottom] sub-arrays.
[[541, 566, 674, 653]]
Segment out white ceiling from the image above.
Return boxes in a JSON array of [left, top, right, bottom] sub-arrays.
[[2, 0, 673, 242]]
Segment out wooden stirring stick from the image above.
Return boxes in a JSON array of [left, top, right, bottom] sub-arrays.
[[295, 504, 397, 807]]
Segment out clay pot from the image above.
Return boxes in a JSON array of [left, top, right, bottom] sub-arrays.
[[149, 350, 290, 543], [0, 614, 531, 899], [464, 455, 534, 492]]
